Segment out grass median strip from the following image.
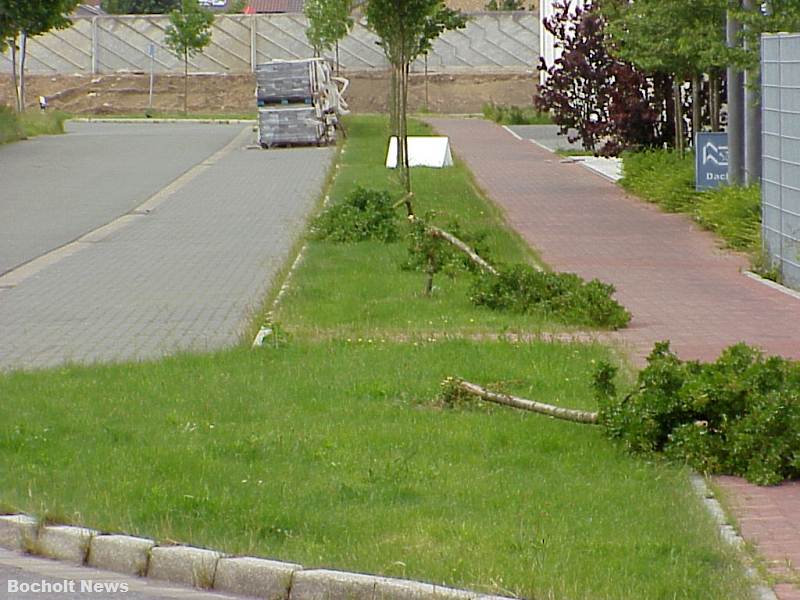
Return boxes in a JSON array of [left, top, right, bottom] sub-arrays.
[[0, 114, 752, 599], [0, 341, 748, 599]]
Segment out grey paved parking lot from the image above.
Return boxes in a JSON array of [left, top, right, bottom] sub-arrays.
[[0, 122, 333, 371], [0, 121, 244, 275]]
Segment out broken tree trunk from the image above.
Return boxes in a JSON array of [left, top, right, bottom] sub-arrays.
[[427, 226, 499, 276], [454, 379, 599, 424]]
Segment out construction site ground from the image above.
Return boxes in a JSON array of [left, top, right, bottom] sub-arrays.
[[0, 71, 536, 116]]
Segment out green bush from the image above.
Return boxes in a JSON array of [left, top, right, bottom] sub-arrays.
[[312, 186, 399, 243], [482, 102, 551, 126], [594, 342, 800, 485], [470, 264, 631, 329]]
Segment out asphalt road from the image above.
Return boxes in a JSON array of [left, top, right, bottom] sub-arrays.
[[0, 121, 243, 276], [0, 548, 245, 599], [506, 124, 581, 152]]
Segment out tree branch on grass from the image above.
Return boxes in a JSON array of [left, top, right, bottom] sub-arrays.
[[444, 378, 599, 424]]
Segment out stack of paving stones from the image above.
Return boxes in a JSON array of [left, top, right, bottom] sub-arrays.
[[256, 59, 332, 149], [0, 514, 513, 600]]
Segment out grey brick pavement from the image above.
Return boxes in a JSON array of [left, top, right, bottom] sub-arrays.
[[0, 131, 333, 371], [0, 121, 244, 276]]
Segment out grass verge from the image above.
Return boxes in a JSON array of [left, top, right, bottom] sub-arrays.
[[272, 115, 597, 338], [0, 114, 751, 599], [620, 149, 761, 255], [0, 106, 68, 144], [0, 341, 749, 599]]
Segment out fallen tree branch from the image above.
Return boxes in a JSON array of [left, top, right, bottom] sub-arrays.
[[426, 225, 499, 276], [454, 379, 598, 424]]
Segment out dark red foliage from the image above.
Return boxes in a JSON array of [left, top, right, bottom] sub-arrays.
[[536, 1, 665, 156]]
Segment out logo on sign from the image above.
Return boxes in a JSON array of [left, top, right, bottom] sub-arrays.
[[696, 132, 729, 190], [702, 141, 728, 166]]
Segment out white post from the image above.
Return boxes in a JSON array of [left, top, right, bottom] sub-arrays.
[[91, 16, 99, 74], [250, 15, 257, 72]]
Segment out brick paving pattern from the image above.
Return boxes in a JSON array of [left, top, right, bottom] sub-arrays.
[[0, 136, 333, 370], [428, 117, 800, 599]]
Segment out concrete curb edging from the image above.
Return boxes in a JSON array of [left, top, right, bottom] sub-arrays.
[[0, 513, 515, 600], [690, 475, 778, 600]]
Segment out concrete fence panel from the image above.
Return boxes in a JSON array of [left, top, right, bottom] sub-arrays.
[[0, 12, 539, 76], [762, 33, 800, 289]]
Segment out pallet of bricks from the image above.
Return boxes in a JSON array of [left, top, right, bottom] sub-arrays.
[[256, 58, 340, 149]]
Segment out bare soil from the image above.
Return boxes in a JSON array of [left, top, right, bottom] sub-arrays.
[[0, 70, 536, 116]]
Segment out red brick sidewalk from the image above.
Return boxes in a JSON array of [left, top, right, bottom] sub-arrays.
[[427, 117, 800, 599]]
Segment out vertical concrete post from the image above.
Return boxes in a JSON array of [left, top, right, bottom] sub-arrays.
[[250, 15, 257, 72], [91, 16, 99, 74], [743, 0, 762, 185], [727, 7, 745, 185]]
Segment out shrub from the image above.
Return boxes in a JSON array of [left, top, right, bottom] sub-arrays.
[[695, 185, 761, 252], [312, 186, 399, 243], [594, 342, 800, 485], [482, 102, 551, 126], [470, 264, 631, 329]]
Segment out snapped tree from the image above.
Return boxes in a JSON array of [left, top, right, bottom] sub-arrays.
[[164, 0, 214, 115], [0, 0, 79, 112]]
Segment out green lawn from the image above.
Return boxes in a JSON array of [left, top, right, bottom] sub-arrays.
[[0, 341, 748, 599], [0, 114, 752, 599]]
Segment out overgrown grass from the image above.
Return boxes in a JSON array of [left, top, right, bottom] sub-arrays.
[[620, 149, 761, 254], [482, 102, 552, 125], [0, 341, 749, 599], [0, 106, 68, 144], [275, 116, 598, 338]]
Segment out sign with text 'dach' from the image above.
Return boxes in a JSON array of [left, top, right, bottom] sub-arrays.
[[695, 132, 729, 190]]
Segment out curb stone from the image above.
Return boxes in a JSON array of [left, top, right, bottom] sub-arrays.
[[0, 512, 518, 600], [214, 556, 301, 599], [289, 570, 504, 600], [87, 534, 155, 576], [0, 514, 37, 552], [36, 525, 96, 565], [148, 545, 221, 589]]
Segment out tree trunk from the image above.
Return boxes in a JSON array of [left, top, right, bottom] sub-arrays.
[[183, 49, 188, 115], [453, 379, 599, 424], [19, 31, 28, 112], [691, 73, 701, 146], [11, 35, 20, 113], [424, 54, 429, 111], [427, 225, 498, 275], [710, 72, 721, 132], [335, 40, 340, 76], [673, 79, 684, 156], [402, 62, 411, 193]]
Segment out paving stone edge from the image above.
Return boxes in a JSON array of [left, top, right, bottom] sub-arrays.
[[690, 475, 778, 600], [0, 513, 515, 600]]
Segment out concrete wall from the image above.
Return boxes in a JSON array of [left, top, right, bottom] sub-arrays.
[[762, 33, 800, 289], [0, 12, 539, 76]]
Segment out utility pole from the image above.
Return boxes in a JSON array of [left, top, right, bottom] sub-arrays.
[[727, 5, 745, 185], [743, 0, 762, 185]]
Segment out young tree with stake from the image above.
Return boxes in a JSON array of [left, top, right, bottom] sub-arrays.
[[164, 0, 214, 115]]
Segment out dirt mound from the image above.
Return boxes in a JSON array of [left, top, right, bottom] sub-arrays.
[[0, 70, 536, 115]]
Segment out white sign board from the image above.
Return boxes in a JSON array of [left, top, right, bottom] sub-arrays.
[[386, 136, 453, 169]]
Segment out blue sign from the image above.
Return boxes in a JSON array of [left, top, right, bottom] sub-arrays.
[[696, 132, 729, 190]]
